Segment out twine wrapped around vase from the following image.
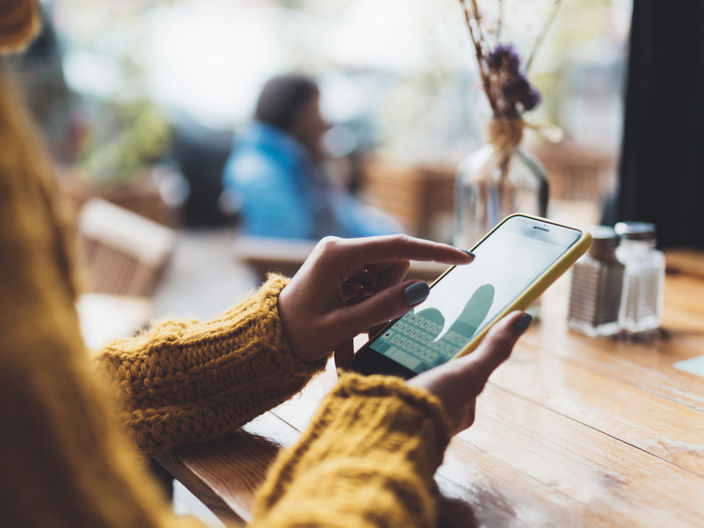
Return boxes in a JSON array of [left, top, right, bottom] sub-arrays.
[[484, 117, 524, 184], [483, 117, 524, 216], [485, 115, 563, 183]]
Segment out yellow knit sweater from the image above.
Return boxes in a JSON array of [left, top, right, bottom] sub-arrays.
[[0, 66, 451, 528]]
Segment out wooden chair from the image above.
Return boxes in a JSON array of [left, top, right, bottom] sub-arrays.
[[360, 156, 456, 241], [528, 142, 618, 201], [78, 198, 176, 296]]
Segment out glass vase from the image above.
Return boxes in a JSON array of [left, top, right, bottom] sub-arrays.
[[454, 142, 549, 249]]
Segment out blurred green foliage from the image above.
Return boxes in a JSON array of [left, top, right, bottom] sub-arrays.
[[78, 99, 170, 184]]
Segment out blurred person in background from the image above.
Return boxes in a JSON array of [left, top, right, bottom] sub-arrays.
[[222, 73, 402, 239]]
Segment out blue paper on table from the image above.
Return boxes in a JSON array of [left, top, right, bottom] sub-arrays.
[[674, 355, 704, 377]]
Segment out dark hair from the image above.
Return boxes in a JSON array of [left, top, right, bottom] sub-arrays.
[[254, 73, 319, 133]]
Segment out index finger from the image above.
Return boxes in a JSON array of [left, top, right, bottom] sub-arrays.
[[334, 234, 473, 271]]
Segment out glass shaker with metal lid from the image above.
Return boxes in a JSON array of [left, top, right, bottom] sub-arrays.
[[568, 226, 625, 336], [615, 222, 665, 334]]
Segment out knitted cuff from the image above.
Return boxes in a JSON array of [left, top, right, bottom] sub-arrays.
[[253, 372, 452, 519], [333, 371, 453, 461], [234, 273, 327, 382], [309, 372, 453, 475]]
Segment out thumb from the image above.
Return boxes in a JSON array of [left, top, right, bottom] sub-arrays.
[[329, 280, 429, 341], [454, 311, 532, 395]]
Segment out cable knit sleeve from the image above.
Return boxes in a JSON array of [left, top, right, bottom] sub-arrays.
[[251, 372, 452, 528], [95, 274, 325, 455]]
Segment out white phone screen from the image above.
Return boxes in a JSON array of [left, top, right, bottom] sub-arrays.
[[368, 217, 581, 374]]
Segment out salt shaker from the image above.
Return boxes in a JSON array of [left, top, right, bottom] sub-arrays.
[[616, 222, 665, 334], [568, 226, 625, 336], [614, 222, 665, 334]]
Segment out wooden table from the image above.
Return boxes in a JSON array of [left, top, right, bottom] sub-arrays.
[[157, 260, 704, 527]]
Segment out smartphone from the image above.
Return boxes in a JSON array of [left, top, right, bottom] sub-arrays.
[[351, 214, 592, 379]]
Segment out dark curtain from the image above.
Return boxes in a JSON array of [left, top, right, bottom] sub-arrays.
[[616, 0, 704, 248]]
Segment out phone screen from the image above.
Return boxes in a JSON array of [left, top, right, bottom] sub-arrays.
[[366, 217, 581, 374]]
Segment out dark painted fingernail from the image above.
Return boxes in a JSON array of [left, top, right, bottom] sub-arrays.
[[403, 282, 429, 306], [461, 250, 475, 258], [513, 313, 533, 336]]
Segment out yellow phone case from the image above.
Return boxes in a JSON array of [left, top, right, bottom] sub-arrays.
[[436, 213, 592, 360]]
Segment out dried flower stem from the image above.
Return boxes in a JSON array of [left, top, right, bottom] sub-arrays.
[[469, 0, 488, 51], [524, 0, 563, 75], [497, 0, 504, 41], [459, 0, 497, 112]]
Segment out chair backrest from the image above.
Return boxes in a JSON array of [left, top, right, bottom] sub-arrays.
[[78, 198, 176, 296]]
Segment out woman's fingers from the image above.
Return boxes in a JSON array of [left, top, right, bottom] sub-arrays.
[[369, 259, 410, 291], [341, 260, 410, 304], [327, 280, 425, 341], [317, 235, 473, 279], [346, 234, 472, 265]]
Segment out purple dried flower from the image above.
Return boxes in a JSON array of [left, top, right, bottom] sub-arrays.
[[486, 43, 520, 74], [521, 84, 541, 111], [486, 43, 542, 115], [502, 77, 526, 100], [458, 0, 560, 117]]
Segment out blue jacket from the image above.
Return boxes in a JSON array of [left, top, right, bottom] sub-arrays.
[[222, 123, 401, 240]]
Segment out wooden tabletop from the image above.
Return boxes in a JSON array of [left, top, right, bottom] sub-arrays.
[[157, 260, 704, 527]]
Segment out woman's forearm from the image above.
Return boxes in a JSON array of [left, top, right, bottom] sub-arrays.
[[95, 275, 325, 454]]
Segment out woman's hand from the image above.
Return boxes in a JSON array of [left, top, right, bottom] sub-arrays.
[[408, 311, 533, 435], [277, 235, 473, 365]]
